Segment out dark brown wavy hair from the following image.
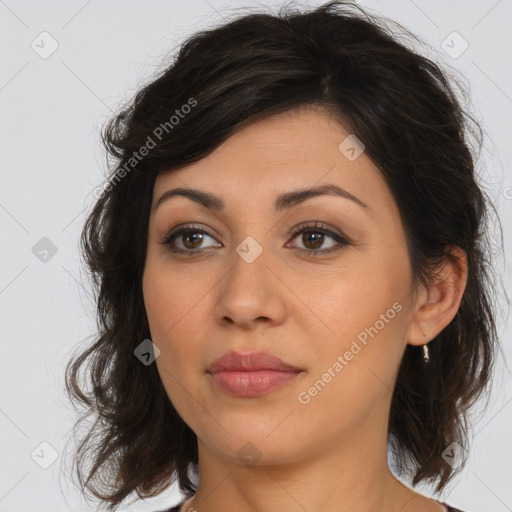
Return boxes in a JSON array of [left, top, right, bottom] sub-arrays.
[[63, 1, 508, 510]]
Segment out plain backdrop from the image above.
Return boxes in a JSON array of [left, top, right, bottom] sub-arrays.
[[0, 1, 511, 511]]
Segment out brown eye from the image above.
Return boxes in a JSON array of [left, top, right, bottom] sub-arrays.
[[160, 225, 220, 254], [181, 231, 205, 249], [299, 231, 325, 250], [159, 221, 350, 257], [287, 222, 350, 256]]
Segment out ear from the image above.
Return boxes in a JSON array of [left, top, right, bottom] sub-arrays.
[[406, 245, 468, 346]]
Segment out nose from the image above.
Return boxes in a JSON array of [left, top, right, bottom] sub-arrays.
[[213, 247, 287, 330]]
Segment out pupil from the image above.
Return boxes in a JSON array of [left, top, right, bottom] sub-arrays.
[[185, 232, 202, 248], [304, 232, 323, 249]]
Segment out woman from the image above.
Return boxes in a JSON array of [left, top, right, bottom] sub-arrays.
[[64, 2, 505, 511]]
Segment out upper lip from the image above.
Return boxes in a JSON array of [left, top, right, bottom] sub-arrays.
[[207, 351, 302, 373]]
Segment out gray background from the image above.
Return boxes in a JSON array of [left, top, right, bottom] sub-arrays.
[[0, 0, 511, 511]]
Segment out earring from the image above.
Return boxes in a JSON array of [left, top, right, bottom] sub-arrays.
[[422, 330, 430, 363]]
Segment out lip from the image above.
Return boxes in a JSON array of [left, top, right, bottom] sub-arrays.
[[207, 351, 304, 397], [207, 351, 301, 373]]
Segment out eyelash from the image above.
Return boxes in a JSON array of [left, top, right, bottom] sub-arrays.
[[159, 221, 350, 257]]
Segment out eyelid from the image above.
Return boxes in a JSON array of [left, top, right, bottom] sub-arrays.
[[288, 220, 348, 240], [159, 221, 351, 256], [159, 223, 219, 247]]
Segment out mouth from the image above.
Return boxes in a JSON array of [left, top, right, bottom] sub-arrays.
[[206, 351, 304, 397], [207, 369, 304, 397]]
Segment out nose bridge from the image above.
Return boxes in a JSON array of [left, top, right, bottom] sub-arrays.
[[223, 204, 277, 265], [214, 231, 285, 326], [228, 233, 272, 292]]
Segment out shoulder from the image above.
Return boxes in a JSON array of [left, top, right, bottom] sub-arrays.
[[160, 501, 468, 512], [443, 504, 468, 512], [153, 503, 183, 512]]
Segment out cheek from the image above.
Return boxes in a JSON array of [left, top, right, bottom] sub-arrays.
[[296, 257, 409, 395], [143, 275, 205, 423], [300, 260, 405, 340], [142, 262, 210, 390], [292, 284, 407, 441], [143, 261, 203, 341]]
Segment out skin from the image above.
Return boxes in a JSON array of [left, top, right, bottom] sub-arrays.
[[142, 106, 468, 512]]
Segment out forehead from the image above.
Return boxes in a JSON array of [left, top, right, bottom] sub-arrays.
[[152, 107, 397, 224]]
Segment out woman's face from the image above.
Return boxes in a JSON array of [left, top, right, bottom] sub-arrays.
[[143, 107, 418, 467]]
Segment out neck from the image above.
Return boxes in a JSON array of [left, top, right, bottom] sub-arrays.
[[182, 420, 420, 512]]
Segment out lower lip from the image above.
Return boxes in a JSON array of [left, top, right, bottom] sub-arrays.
[[208, 370, 303, 397]]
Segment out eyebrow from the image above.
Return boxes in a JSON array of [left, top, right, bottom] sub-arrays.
[[153, 183, 370, 213]]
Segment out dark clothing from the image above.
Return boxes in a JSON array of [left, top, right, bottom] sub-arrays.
[[160, 500, 466, 511]]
